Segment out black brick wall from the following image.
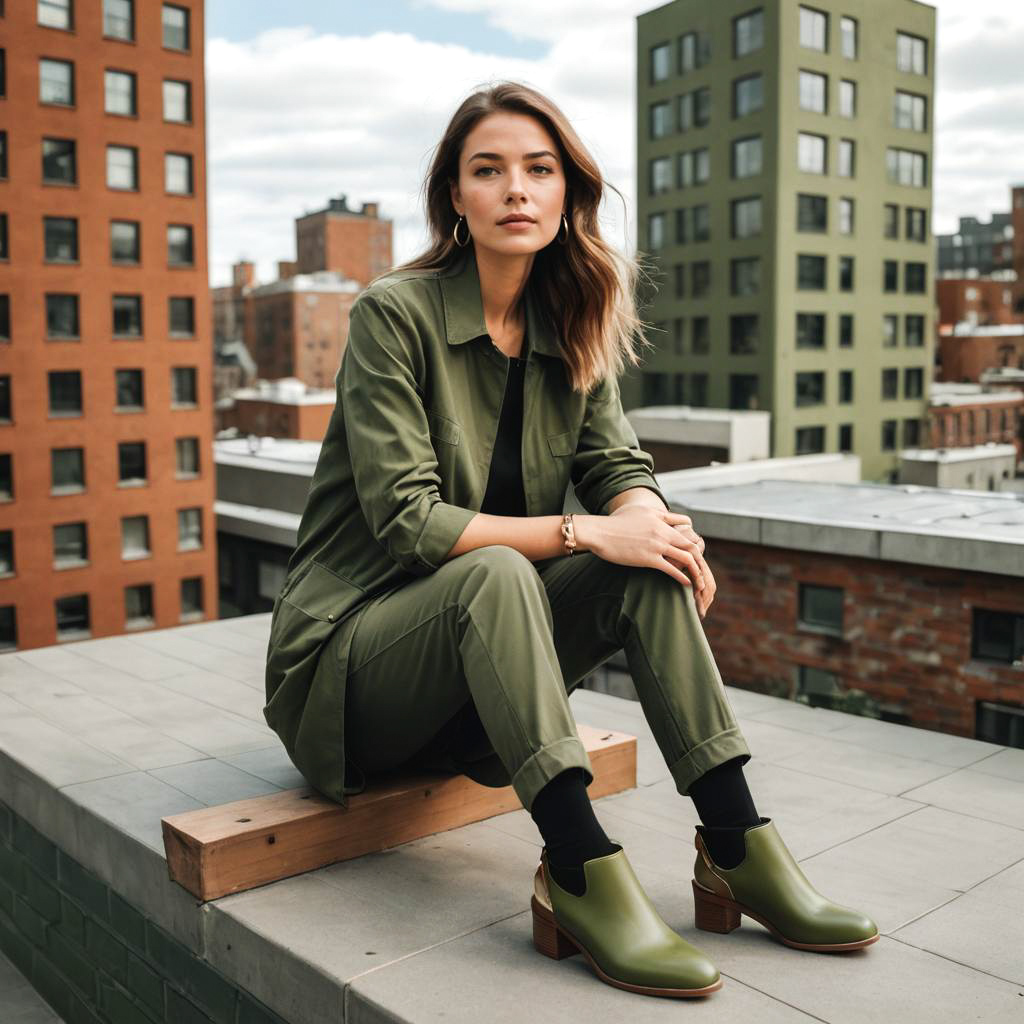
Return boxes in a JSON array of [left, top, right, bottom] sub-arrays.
[[0, 799, 289, 1024]]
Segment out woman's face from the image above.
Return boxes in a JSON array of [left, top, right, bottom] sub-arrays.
[[450, 110, 567, 258]]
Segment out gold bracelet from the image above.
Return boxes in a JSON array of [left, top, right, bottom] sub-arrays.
[[561, 513, 577, 557]]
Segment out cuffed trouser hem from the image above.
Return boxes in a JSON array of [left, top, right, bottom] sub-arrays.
[[668, 727, 752, 798], [511, 735, 594, 814]]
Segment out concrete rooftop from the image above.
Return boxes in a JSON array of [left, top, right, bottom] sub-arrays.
[[2, 613, 1024, 1022]]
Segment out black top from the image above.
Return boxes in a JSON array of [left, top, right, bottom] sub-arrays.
[[480, 338, 528, 517]]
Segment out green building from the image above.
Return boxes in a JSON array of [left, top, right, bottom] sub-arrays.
[[631, 0, 936, 483]]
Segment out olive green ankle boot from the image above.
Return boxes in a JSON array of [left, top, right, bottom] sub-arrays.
[[692, 817, 879, 952], [532, 842, 722, 997]]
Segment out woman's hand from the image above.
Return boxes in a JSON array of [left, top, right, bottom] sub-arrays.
[[577, 506, 716, 619]]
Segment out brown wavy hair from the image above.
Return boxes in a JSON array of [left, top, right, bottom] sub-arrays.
[[376, 80, 656, 396]]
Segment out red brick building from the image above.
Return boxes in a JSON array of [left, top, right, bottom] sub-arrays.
[[295, 195, 391, 284], [938, 324, 1024, 382], [0, 0, 214, 650], [937, 279, 1018, 330], [215, 379, 334, 441]]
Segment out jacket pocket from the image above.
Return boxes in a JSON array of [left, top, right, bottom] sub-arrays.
[[427, 409, 461, 446], [283, 559, 366, 621], [547, 429, 576, 457]]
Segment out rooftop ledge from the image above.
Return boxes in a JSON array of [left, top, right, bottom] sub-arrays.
[[2, 614, 1023, 1023]]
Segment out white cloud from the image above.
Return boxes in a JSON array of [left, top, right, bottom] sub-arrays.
[[205, 0, 1024, 285]]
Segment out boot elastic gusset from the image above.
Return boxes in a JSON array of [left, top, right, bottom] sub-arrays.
[[693, 817, 879, 951], [533, 845, 722, 997]]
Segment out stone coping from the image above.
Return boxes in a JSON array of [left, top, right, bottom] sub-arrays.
[[1, 613, 1023, 1022]]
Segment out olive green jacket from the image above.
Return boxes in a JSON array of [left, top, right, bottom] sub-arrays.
[[263, 246, 669, 805]]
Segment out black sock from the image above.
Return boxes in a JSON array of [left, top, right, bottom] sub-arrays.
[[529, 767, 619, 896], [688, 756, 762, 869]]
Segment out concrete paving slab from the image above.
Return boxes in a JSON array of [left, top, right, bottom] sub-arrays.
[[149, 759, 282, 805], [220, 746, 308, 790], [900, 765, 1024, 830]]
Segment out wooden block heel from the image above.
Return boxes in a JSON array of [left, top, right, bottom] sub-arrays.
[[692, 880, 741, 934], [531, 894, 580, 960]]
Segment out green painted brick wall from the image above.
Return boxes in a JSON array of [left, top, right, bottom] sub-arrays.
[[0, 800, 288, 1024]]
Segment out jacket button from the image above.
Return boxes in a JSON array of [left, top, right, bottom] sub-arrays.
[[327, 613, 335, 621]]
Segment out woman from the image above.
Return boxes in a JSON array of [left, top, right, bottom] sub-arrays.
[[264, 81, 878, 1000]]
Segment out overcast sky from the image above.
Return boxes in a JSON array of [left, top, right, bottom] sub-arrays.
[[205, 0, 1024, 287]]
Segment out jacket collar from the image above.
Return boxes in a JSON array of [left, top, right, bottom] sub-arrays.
[[439, 247, 564, 359]]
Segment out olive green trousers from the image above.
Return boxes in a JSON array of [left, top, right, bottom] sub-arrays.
[[341, 544, 751, 813]]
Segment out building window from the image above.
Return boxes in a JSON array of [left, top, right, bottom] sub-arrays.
[[647, 212, 665, 250], [883, 260, 899, 292], [164, 152, 192, 194], [115, 368, 143, 410], [121, 515, 150, 558], [881, 367, 898, 400], [650, 41, 671, 82], [838, 255, 854, 291], [798, 583, 843, 634], [730, 257, 760, 296], [692, 318, 709, 355], [106, 145, 138, 190], [731, 135, 762, 178], [181, 577, 204, 618], [694, 86, 711, 127], [795, 426, 825, 455], [45, 293, 79, 338], [111, 220, 140, 263], [113, 294, 142, 337], [679, 203, 711, 243], [679, 92, 693, 131], [42, 138, 76, 184], [797, 132, 827, 174], [838, 197, 854, 235], [118, 441, 146, 485], [172, 367, 197, 406], [838, 138, 855, 177], [679, 147, 709, 187], [38, 0, 73, 31], [894, 90, 927, 132], [691, 260, 711, 298], [904, 366, 923, 399], [734, 9, 764, 57], [731, 196, 762, 239], [40, 58, 74, 105], [162, 3, 190, 51], [896, 31, 927, 75], [904, 261, 926, 293], [679, 32, 709, 72], [796, 371, 825, 406], [125, 584, 154, 627], [838, 79, 856, 118], [53, 522, 87, 567], [105, 70, 136, 117], [840, 16, 858, 59], [733, 73, 763, 118], [976, 701, 1024, 749], [729, 314, 759, 355], [884, 203, 899, 239], [176, 437, 200, 477], [883, 314, 898, 347], [905, 314, 924, 347], [881, 419, 897, 451], [729, 374, 760, 410], [167, 224, 194, 265], [52, 448, 85, 492], [799, 70, 827, 113], [799, 5, 828, 51], [905, 206, 927, 241], [972, 608, 1024, 665], [887, 147, 927, 186], [163, 79, 191, 122], [797, 193, 827, 232], [169, 297, 195, 336], [44, 216, 78, 262], [839, 369, 853, 403], [0, 214, 7, 260], [797, 254, 826, 289], [0, 131, 6, 179], [177, 507, 202, 550], [49, 370, 82, 415], [649, 156, 672, 196], [0, 295, 8, 342], [796, 312, 825, 349], [103, 0, 133, 41], [839, 314, 853, 348], [838, 423, 853, 451], [673, 263, 685, 298], [650, 100, 673, 139]]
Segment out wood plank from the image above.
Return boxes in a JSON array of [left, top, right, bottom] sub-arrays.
[[161, 722, 636, 901]]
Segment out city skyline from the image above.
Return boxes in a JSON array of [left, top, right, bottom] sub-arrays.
[[206, 0, 1024, 285]]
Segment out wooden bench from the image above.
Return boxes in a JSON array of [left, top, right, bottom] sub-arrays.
[[161, 722, 637, 901]]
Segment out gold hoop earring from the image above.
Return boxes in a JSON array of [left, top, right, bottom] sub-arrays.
[[556, 212, 569, 245], [453, 215, 471, 248]]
